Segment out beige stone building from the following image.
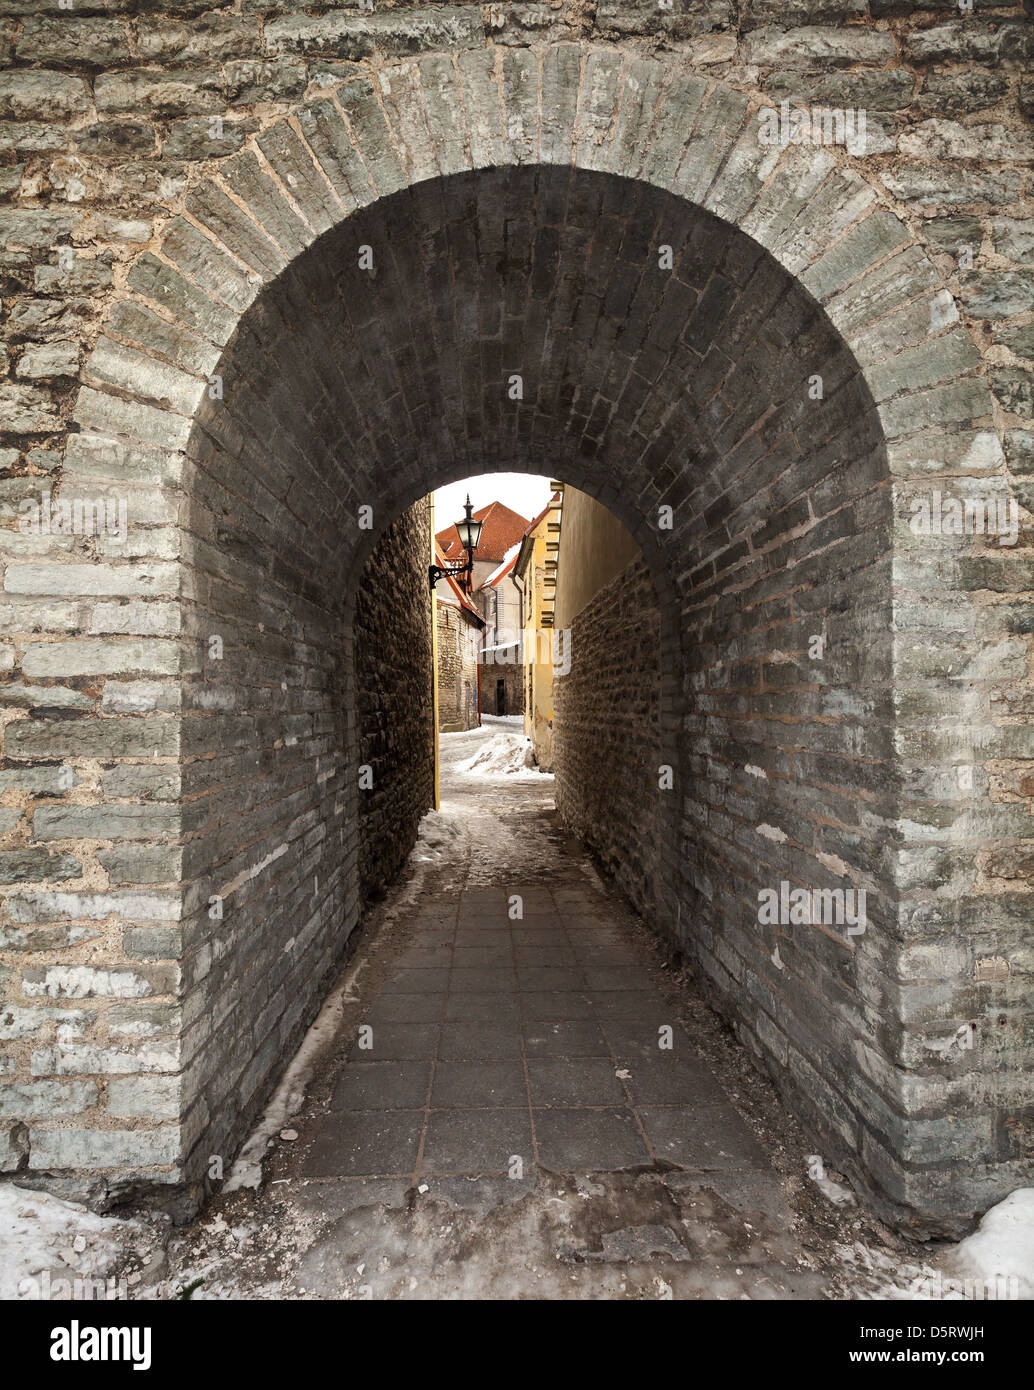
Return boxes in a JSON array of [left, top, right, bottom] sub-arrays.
[[434, 544, 485, 734], [514, 493, 562, 769]]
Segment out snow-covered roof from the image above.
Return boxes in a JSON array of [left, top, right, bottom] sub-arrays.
[[482, 541, 521, 589]]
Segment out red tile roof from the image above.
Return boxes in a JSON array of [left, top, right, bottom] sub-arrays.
[[435, 500, 531, 564]]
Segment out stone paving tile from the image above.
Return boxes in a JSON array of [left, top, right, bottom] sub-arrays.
[[516, 965, 586, 991], [582, 967, 657, 991], [522, 1019, 609, 1057], [303, 1111, 423, 1178], [454, 928, 508, 946], [394, 945, 453, 968], [449, 966, 517, 992], [305, 883, 774, 1184], [601, 1019, 695, 1059], [431, 1059, 527, 1108], [452, 945, 512, 967], [363, 994, 444, 1024], [528, 1058, 628, 1107], [622, 1056, 728, 1107], [590, 991, 672, 1020], [533, 1107, 651, 1170], [511, 927, 570, 946], [458, 899, 507, 915], [567, 941, 639, 962], [514, 945, 579, 966], [381, 967, 450, 993], [636, 1105, 771, 1169], [519, 990, 596, 1020], [331, 1061, 431, 1111], [438, 1020, 523, 1059], [445, 992, 520, 1021], [347, 1023, 439, 1061], [421, 1109, 532, 1174]]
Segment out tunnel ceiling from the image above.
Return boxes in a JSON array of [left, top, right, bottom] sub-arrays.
[[187, 164, 884, 598]]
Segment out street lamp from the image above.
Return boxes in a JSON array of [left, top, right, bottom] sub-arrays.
[[429, 494, 483, 592]]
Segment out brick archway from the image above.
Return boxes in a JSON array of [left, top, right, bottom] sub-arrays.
[[9, 44, 1020, 1230]]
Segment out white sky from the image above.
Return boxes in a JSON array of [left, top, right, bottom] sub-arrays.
[[433, 473, 553, 532]]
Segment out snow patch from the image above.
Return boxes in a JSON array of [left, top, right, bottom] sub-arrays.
[[943, 1188, 1034, 1300], [0, 1185, 141, 1300], [413, 810, 463, 861], [807, 1158, 855, 1208], [459, 732, 548, 779], [744, 764, 768, 780]]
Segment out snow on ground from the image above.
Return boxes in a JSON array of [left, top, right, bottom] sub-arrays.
[[942, 1187, 1034, 1300], [442, 719, 552, 780], [0, 1185, 149, 1301], [459, 730, 543, 776], [411, 808, 464, 864], [479, 713, 524, 729], [829, 1188, 1034, 1300]]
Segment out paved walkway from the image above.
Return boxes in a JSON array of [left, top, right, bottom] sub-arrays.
[[157, 727, 911, 1299], [301, 878, 770, 1183]]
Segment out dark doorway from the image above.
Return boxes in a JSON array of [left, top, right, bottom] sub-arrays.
[[496, 679, 506, 715]]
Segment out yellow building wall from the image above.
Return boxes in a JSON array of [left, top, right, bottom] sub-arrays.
[[552, 487, 640, 632], [521, 513, 557, 772]]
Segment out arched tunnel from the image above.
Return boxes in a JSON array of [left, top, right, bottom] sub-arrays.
[[0, 0, 1029, 1305], [178, 162, 898, 1213]]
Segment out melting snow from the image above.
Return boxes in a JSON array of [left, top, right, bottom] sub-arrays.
[[458, 731, 548, 778]]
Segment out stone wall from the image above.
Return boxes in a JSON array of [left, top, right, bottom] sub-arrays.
[[0, 1, 1030, 460], [479, 651, 523, 719], [436, 599, 480, 733], [554, 558, 662, 921], [0, 8, 1030, 1227], [356, 498, 434, 902]]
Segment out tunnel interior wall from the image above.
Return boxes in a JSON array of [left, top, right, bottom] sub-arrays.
[[553, 557, 663, 923], [176, 366, 359, 1190], [356, 498, 435, 903]]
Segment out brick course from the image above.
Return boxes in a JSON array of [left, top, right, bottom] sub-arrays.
[[553, 558, 662, 922], [356, 499, 434, 902]]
